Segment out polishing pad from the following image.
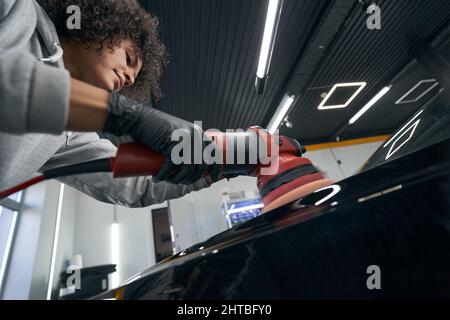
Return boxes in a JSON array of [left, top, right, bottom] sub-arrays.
[[262, 178, 334, 213], [256, 154, 334, 213]]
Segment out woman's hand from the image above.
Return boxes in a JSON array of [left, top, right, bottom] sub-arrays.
[[103, 92, 221, 185]]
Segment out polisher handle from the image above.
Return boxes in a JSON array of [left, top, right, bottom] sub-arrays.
[[110, 142, 256, 180], [111, 143, 165, 178], [110, 129, 306, 179]]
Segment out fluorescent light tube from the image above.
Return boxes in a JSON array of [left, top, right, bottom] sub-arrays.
[[267, 94, 295, 134], [257, 0, 282, 78], [46, 184, 65, 300], [349, 85, 391, 124], [111, 222, 119, 288]]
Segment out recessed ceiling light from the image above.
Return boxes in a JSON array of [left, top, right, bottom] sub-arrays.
[[318, 82, 367, 110]]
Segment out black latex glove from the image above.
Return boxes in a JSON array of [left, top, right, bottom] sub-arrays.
[[103, 92, 221, 185]]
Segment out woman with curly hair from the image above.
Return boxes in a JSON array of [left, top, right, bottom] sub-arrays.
[[0, 0, 220, 207]]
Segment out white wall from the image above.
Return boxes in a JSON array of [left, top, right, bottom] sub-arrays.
[[304, 149, 345, 181], [330, 142, 383, 178], [116, 205, 156, 283], [71, 193, 157, 286], [72, 196, 114, 269], [304, 141, 383, 181], [169, 199, 199, 252]]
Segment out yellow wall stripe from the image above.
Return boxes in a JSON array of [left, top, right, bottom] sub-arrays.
[[305, 135, 390, 152]]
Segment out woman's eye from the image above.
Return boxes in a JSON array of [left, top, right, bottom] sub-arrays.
[[126, 52, 131, 65]]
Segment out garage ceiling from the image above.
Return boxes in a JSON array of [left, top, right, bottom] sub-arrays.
[[140, 0, 450, 145]]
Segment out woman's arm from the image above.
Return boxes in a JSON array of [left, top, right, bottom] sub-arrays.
[[0, 50, 69, 134], [67, 78, 110, 131], [0, 51, 110, 134]]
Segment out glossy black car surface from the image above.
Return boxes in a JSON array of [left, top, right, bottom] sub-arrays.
[[101, 90, 450, 300]]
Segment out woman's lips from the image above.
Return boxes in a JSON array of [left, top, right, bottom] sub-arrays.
[[114, 73, 125, 91]]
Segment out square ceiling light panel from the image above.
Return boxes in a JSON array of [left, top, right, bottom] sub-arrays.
[[395, 79, 439, 105], [318, 82, 367, 110]]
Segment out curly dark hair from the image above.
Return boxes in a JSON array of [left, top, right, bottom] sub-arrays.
[[36, 0, 167, 102]]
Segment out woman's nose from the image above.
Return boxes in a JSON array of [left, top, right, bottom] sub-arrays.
[[124, 71, 135, 87]]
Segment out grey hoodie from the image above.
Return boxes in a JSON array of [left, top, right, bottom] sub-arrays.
[[0, 0, 210, 207]]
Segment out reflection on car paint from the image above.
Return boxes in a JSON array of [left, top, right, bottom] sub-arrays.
[[385, 119, 421, 160]]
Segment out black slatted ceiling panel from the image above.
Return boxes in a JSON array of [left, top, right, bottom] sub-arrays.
[[282, 0, 450, 143], [140, 0, 328, 130], [344, 63, 441, 134]]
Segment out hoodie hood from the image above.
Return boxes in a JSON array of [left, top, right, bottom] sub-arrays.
[[0, 0, 37, 49], [33, 1, 64, 67], [0, 0, 64, 67]]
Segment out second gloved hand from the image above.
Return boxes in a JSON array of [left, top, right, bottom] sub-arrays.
[[103, 92, 221, 185]]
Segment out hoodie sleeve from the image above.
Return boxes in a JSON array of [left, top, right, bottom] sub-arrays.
[[39, 132, 212, 208], [0, 50, 71, 134]]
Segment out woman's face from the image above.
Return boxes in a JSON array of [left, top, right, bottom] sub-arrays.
[[64, 39, 143, 92]]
